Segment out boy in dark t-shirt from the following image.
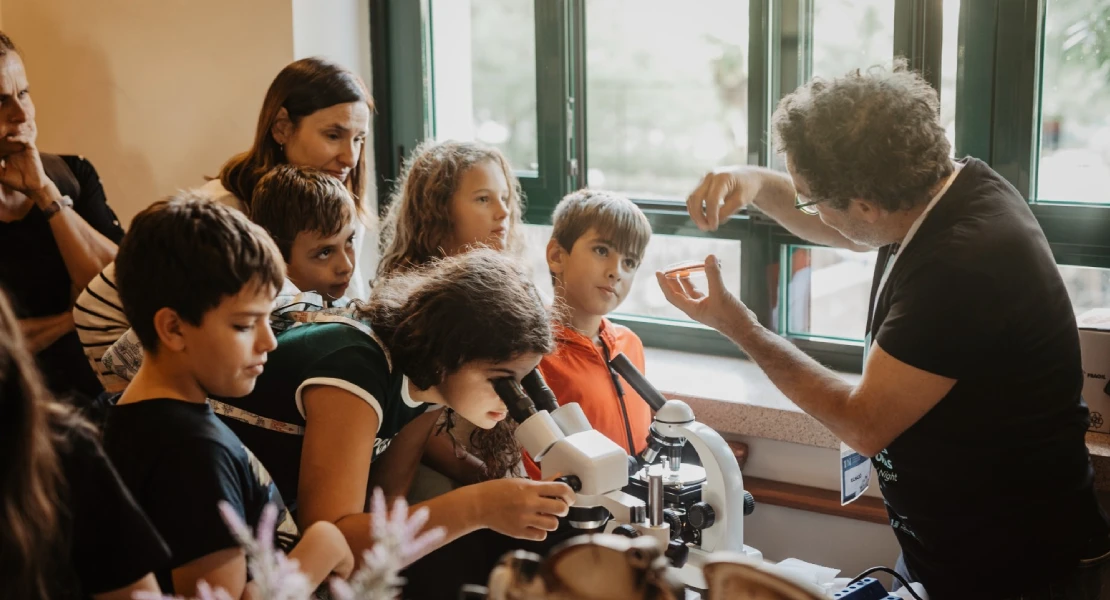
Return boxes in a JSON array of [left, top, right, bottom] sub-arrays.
[[102, 194, 353, 597]]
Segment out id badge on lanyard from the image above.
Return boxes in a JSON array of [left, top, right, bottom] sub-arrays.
[[838, 163, 962, 506], [840, 252, 893, 504]]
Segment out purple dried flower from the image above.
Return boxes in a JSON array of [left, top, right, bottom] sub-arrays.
[[333, 488, 447, 600], [330, 577, 357, 600], [217, 501, 311, 600], [130, 580, 235, 600], [256, 504, 277, 552], [133, 501, 312, 600]]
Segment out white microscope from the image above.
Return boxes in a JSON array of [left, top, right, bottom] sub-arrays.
[[493, 359, 760, 591]]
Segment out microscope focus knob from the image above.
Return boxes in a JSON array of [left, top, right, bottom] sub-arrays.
[[612, 524, 641, 538], [744, 491, 756, 516], [665, 539, 690, 568], [662, 508, 684, 538], [555, 475, 582, 492], [688, 502, 716, 530]]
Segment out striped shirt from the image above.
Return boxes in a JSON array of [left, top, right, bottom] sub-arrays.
[[73, 180, 250, 392], [76, 176, 374, 392], [72, 262, 130, 392]]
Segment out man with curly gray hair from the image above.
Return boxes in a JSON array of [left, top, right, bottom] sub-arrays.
[[667, 60, 1109, 598]]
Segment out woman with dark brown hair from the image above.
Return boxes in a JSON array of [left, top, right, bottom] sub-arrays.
[[75, 57, 375, 392], [209, 57, 372, 216], [0, 286, 169, 600]]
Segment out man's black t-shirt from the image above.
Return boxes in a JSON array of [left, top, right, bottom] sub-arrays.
[[102, 399, 299, 593], [866, 158, 1109, 597], [31, 421, 171, 599], [0, 155, 124, 400]]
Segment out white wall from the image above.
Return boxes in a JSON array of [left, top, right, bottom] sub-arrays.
[[291, 0, 379, 274], [737, 436, 903, 583], [292, 0, 373, 85]]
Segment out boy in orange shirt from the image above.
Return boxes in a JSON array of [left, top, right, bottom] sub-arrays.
[[524, 189, 653, 479]]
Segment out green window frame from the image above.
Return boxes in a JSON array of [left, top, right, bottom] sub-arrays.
[[370, 0, 1110, 374]]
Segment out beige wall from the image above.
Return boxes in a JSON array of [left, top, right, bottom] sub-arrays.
[[1, 1, 377, 229], [2, 0, 377, 281], [2, 0, 377, 229], [2, 0, 295, 224]]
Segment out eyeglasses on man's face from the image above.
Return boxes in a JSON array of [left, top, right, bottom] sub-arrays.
[[794, 193, 826, 215]]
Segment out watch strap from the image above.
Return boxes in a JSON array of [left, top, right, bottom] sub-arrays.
[[42, 194, 74, 219]]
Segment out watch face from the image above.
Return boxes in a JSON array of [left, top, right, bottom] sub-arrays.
[[43, 197, 70, 217]]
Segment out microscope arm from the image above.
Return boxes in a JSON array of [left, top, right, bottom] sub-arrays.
[[668, 420, 746, 554], [587, 490, 646, 524], [610, 353, 751, 554]]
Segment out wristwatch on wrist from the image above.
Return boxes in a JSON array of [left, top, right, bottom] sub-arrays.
[[41, 195, 74, 219]]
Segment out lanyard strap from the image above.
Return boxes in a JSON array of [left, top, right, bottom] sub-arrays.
[[213, 313, 387, 437], [210, 399, 305, 436], [871, 164, 964, 318], [280, 311, 392, 371]]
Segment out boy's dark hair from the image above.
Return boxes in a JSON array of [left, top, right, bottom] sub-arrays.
[[250, 165, 355, 260], [551, 189, 652, 260], [116, 192, 285, 353], [772, 58, 954, 212], [357, 249, 554, 479]]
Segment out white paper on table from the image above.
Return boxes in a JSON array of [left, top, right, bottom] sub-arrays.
[[772, 558, 841, 586]]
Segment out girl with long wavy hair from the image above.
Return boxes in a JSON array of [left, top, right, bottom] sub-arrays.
[[377, 139, 531, 490]]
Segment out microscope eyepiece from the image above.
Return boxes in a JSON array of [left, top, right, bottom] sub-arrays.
[[608, 352, 668, 411], [492, 378, 538, 424], [640, 427, 666, 464], [521, 369, 560, 413]]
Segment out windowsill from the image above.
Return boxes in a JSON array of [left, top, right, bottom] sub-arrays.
[[642, 346, 857, 450], [643, 347, 1110, 492]]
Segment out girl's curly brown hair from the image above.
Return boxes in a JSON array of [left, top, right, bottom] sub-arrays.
[[377, 140, 527, 279], [357, 249, 553, 479], [434, 408, 521, 480], [772, 58, 954, 212]]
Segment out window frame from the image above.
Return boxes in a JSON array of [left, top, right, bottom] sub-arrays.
[[962, 1, 1110, 265], [372, 0, 1110, 374]]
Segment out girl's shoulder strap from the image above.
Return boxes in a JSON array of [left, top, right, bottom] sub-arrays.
[[283, 311, 393, 372]]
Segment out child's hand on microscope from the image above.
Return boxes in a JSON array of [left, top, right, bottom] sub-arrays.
[[474, 478, 574, 541]]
